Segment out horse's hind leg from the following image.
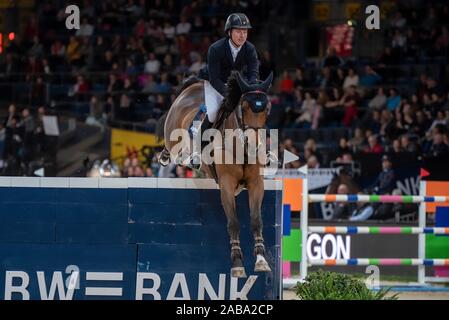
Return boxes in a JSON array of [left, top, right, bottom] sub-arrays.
[[248, 177, 271, 273], [219, 175, 246, 278], [158, 147, 171, 166]]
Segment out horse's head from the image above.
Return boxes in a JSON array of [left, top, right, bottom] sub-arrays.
[[227, 72, 273, 161], [235, 72, 273, 131]]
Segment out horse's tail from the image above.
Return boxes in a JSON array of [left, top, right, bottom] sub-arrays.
[[155, 112, 167, 142]]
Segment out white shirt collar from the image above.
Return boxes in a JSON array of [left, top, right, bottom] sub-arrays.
[[228, 39, 242, 62]]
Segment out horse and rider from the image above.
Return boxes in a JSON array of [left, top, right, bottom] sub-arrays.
[[159, 13, 277, 277]]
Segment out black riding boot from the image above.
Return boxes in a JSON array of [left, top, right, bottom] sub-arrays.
[[200, 117, 213, 151]]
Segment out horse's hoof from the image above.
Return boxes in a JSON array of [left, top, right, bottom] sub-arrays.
[[254, 254, 271, 272], [158, 157, 170, 167], [231, 267, 247, 278], [158, 152, 170, 167]]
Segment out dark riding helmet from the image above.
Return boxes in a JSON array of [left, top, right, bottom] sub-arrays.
[[224, 13, 252, 35]]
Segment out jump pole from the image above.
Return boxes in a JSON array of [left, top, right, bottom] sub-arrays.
[[299, 166, 309, 281]]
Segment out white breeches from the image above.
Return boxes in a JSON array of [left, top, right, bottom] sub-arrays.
[[204, 80, 224, 123]]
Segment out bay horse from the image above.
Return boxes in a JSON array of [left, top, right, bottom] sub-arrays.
[[159, 71, 273, 278]]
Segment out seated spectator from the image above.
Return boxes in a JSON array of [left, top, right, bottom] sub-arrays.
[[176, 15, 191, 35], [338, 138, 351, 157], [363, 109, 382, 134], [428, 127, 449, 157], [162, 54, 174, 72], [428, 110, 448, 132], [175, 165, 186, 178], [400, 134, 418, 153], [372, 154, 396, 193], [30, 77, 46, 106], [364, 134, 383, 153], [85, 96, 106, 128], [145, 167, 154, 177], [28, 36, 44, 58], [386, 88, 401, 111], [69, 75, 90, 101], [107, 73, 123, 99], [348, 127, 365, 153], [293, 67, 309, 89], [377, 46, 398, 67], [360, 65, 382, 87], [335, 68, 345, 88], [76, 18, 95, 37], [125, 58, 139, 77], [390, 11, 407, 29], [158, 72, 172, 94], [342, 67, 359, 91], [412, 110, 430, 137], [340, 85, 359, 127], [163, 20, 176, 40], [350, 155, 395, 221], [391, 139, 403, 153], [189, 54, 206, 74], [134, 18, 147, 38], [144, 52, 161, 75], [317, 66, 336, 89], [322, 47, 343, 68], [323, 87, 343, 125], [176, 35, 194, 61], [332, 184, 357, 220], [116, 94, 133, 121], [307, 155, 320, 168], [341, 152, 354, 163], [280, 70, 294, 95], [295, 91, 316, 128], [368, 88, 387, 110], [25, 56, 43, 80], [391, 29, 407, 53], [191, 15, 205, 33], [141, 74, 159, 94], [123, 77, 138, 92], [174, 58, 190, 75]]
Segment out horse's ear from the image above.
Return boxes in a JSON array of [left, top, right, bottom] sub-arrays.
[[236, 72, 251, 93], [260, 72, 273, 92]]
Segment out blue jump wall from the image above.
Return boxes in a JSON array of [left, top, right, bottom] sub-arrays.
[[0, 177, 282, 300]]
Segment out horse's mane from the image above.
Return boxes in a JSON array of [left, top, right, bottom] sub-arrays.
[[223, 71, 242, 111]]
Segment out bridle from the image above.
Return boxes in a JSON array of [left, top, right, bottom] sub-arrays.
[[235, 90, 270, 131], [233, 90, 271, 156]]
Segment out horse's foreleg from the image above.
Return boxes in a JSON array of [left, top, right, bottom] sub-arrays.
[[247, 177, 271, 272], [219, 175, 246, 278]]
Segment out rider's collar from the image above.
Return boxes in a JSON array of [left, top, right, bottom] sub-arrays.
[[229, 39, 243, 61]]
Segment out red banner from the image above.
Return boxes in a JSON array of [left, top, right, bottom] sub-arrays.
[[326, 24, 354, 57]]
